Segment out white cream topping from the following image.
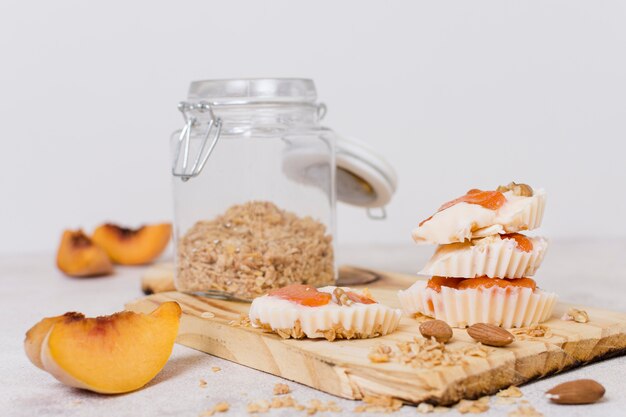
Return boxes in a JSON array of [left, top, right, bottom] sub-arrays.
[[419, 235, 548, 279], [249, 286, 401, 339], [412, 189, 546, 245], [397, 280, 556, 328]]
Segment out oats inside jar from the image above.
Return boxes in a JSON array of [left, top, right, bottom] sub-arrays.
[[176, 201, 334, 300]]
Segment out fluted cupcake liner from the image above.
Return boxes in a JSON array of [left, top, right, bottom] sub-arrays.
[[398, 280, 556, 328], [419, 235, 548, 279]]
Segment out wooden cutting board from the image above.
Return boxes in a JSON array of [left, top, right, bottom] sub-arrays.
[[126, 268, 626, 405]]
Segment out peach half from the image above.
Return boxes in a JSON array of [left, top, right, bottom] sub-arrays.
[[92, 223, 172, 265], [56, 230, 113, 277], [25, 302, 182, 394]]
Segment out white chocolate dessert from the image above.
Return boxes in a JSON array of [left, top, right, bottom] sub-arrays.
[[412, 183, 546, 245], [249, 284, 401, 341], [419, 233, 548, 279], [398, 278, 557, 328]]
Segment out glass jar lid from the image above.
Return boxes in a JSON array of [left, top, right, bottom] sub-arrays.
[[188, 78, 318, 105]]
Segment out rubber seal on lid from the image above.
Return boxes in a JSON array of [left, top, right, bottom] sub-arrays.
[[282, 136, 397, 209]]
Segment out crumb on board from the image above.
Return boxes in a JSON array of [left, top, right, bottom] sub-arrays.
[[561, 308, 589, 323], [368, 337, 491, 368], [199, 379, 207, 388], [212, 367, 221, 373], [511, 324, 552, 339], [229, 314, 251, 327]]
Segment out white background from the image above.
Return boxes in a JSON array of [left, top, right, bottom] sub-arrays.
[[1, 0, 626, 254]]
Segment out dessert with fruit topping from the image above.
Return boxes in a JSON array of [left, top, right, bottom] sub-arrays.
[[249, 284, 401, 341], [412, 182, 546, 245], [399, 182, 556, 328], [419, 233, 548, 279]]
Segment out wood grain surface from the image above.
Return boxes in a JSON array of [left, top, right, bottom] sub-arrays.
[[127, 268, 626, 405]]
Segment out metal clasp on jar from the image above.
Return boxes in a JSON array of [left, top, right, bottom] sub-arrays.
[[172, 101, 223, 181]]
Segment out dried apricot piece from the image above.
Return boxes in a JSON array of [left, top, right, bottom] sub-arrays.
[[269, 284, 332, 307], [502, 233, 533, 252], [457, 276, 536, 291], [438, 189, 507, 212], [419, 189, 507, 226], [427, 276, 465, 292]]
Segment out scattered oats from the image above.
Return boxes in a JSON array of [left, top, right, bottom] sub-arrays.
[[496, 397, 519, 405], [199, 402, 229, 416], [270, 395, 297, 409], [304, 399, 342, 415], [201, 312, 216, 319], [214, 402, 229, 412], [456, 397, 490, 414], [497, 386, 523, 398], [512, 325, 552, 340], [273, 383, 291, 395], [354, 395, 403, 413], [561, 308, 589, 323], [416, 402, 434, 413], [248, 395, 339, 415], [229, 314, 251, 327], [508, 404, 543, 417], [212, 367, 221, 373], [199, 378, 208, 388], [368, 344, 392, 363], [177, 201, 334, 300], [463, 343, 492, 358], [368, 338, 491, 368], [247, 399, 271, 413]]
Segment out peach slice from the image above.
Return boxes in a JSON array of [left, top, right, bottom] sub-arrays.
[[25, 302, 181, 394], [92, 223, 172, 265], [56, 230, 113, 277], [24, 312, 84, 369]]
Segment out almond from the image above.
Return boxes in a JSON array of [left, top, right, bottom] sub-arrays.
[[467, 323, 514, 347], [496, 182, 534, 197], [419, 320, 453, 343], [545, 379, 605, 404]]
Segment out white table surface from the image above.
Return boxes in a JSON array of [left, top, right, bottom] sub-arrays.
[[3, 240, 626, 417]]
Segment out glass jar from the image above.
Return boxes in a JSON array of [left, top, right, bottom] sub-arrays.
[[171, 79, 337, 300]]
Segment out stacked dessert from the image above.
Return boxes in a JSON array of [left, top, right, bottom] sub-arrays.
[[398, 182, 557, 328]]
